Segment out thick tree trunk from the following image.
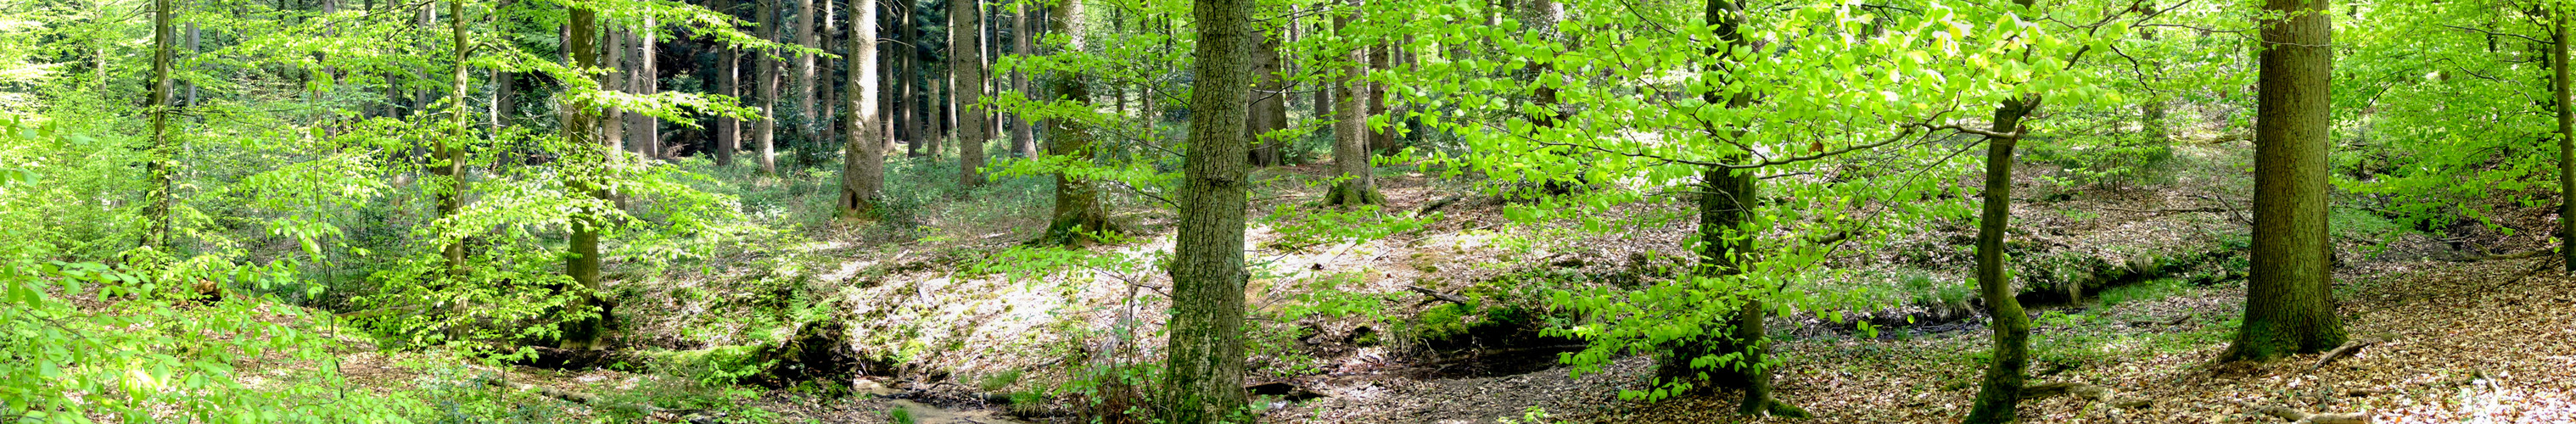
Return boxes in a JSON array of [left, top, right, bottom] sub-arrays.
[[1963, 98, 2039, 424], [561, 5, 609, 350], [930, 75, 947, 156], [718, 0, 740, 166], [1036, 0, 1114, 246], [1326, 3, 1380, 205], [758, 0, 781, 173], [841, 0, 882, 217], [1161, 0, 1256, 418], [1011, 5, 1036, 157], [2228, 0, 2345, 361], [953, 0, 986, 187]]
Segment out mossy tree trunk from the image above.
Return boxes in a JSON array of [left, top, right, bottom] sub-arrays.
[[2227, 0, 2345, 362], [839, 0, 882, 218], [142, 0, 176, 250], [1160, 0, 1255, 418], [2556, 5, 2574, 272], [1035, 0, 1115, 246], [1963, 97, 2039, 424], [1325, 0, 1380, 206], [560, 5, 608, 350]]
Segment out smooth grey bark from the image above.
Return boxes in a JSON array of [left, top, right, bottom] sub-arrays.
[[718, 0, 740, 166], [757, 0, 781, 173], [1011, 3, 1036, 157], [841, 0, 882, 217]]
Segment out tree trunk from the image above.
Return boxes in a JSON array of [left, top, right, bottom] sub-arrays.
[[930, 75, 948, 156], [631, 20, 659, 160], [436, 0, 473, 276], [953, 0, 986, 187], [1326, 3, 1380, 205], [796, 0, 817, 152], [758, 0, 781, 173], [718, 0, 740, 166], [842, 0, 882, 218], [603, 28, 627, 159], [561, 4, 609, 350], [142, 0, 176, 250], [1963, 98, 2040, 424], [1011, 4, 1036, 157], [1161, 0, 1256, 418], [1366, 42, 1392, 153], [1036, 0, 1114, 246], [902, 0, 924, 159], [1247, 25, 1286, 166], [2556, 5, 2574, 273], [2228, 0, 2345, 361]]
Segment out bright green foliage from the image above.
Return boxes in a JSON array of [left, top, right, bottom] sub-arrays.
[[2338, 0, 2561, 232]]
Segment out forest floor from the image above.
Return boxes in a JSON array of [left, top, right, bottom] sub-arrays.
[[305, 142, 2576, 423]]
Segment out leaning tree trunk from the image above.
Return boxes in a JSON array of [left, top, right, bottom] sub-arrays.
[[1034, 0, 1115, 246], [2228, 0, 2345, 361], [952, 0, 987, 187], [1963, 98, 2040, 424], [840, 0, 882, 217], [1161, 0, 1256, 418], [1324, 1, 1381, 205]]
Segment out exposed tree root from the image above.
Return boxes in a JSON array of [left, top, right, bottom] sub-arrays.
[[2240, 401, 2370, 424], [1404, 285, 1470, 306], [2442, 248, 2552, 262], [2308, 338, 2375, 372]]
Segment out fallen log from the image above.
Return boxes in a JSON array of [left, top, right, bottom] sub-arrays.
[[2020, 382, 2109, 400]]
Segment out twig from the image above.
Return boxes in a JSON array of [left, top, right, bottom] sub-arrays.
[[1404, 285, 1470, 306], [2308, 338, 2374, 372]]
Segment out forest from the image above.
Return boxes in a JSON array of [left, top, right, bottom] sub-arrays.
[[5, 0, 2576, 421]]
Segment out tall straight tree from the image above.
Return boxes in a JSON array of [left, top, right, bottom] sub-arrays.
[[951, 0, 986, 187], [718, 0, 741, 166], [1010, 4, 1034, 157], [630, 20, 660, 160], [1161, 0, 1255, 418], [1246, 25, 1286, 166], [796, 0, 817, 148], [141, 0, 176, 249], [435, 0, 473, 276], [1324, 0, 1379, 205], [2229, 0, 2345, 361], [561, 3, 608, 350], [2557, 4, 2574, 272], [758, 0, 781, 173], [1036, 0, 1114, 245], [840, 0, 882, 217]]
